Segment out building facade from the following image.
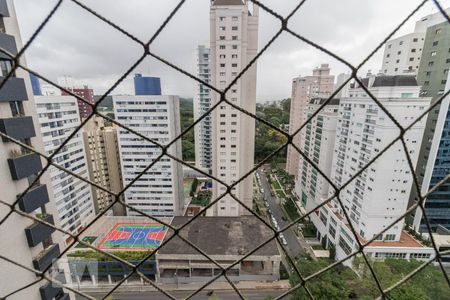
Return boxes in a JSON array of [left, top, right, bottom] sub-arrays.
[[380, 32, 425, 75], [410, 11, 450, 232], [193, 45, 212, 173], [380, 9, 450, 76], [295, 98, 339, 215], [313, 76, 432, 264], [133, 74, 161, 96], [210, 0, 259, 216], [286, 64, 335, 176], [58, 76, 95, 119], [0, 0, 69, 298], [156, 216, 281, 283], [82, 116, 124, 216], [35, 95, 95, 242], [113, 95, 183, 217]]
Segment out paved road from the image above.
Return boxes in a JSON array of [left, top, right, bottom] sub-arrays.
[[76, 289, 287, 300], [256, 169, 305, 259]]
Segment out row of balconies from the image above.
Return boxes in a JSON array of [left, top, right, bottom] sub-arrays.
[[0, 12, 67, 299]]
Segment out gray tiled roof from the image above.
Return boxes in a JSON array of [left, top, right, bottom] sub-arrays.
[[158, 216, 279, 256]]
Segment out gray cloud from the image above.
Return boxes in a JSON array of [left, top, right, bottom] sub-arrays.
[[14, 0, 450, 102]]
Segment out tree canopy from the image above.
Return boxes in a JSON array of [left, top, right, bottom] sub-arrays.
[[289, 257, 450, 300], [255, 98, 290, 163]]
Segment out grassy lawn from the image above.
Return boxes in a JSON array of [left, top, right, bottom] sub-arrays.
[[271, 180, 282, 190], [311, 244, 325, 250], [275, 189, 286, 198]]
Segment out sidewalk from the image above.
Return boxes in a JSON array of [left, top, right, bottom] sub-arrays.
[[74, 280, 291, 293]]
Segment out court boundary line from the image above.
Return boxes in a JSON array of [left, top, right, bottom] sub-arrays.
[[98, 222, 167, 251]]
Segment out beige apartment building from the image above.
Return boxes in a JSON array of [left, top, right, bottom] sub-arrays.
[[286, 64, 335, 176], [83, 116, 124, 216], [210, 0, 259, 216]]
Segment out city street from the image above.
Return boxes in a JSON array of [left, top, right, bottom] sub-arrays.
[[76, 289, 288, 300], [256, 169, 307, 259]]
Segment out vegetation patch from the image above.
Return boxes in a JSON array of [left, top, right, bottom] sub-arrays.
[[283, 197, 300, 221], [191, 190, 211, 206], [68, 250, 155, 261], [291, 257, 450, 300]]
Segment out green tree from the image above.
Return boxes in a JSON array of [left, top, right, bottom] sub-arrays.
[[179, 98, 195, 161], [387, 284, 430, 300], [290, 259, 350, 300]]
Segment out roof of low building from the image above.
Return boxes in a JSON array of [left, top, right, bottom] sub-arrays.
[[372, 75, 417, 87], [212, 0, 244, 6], [364, 230, 424, 248], [309, 97, 340, 105], [354, 75, 418, 89], [158, 216, 279, 256]]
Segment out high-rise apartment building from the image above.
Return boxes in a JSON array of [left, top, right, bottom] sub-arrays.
[[29, 73, 42, 96], [134, 73, 161, 96], [314, 75, 432, 263], [58, 76, 95, 119], [295, 98, 339, 215], [82, 116, 124, 216], [113, 95, 183, 217], [193, 45, 212, 173], [286, 64, 335, 176], [210, 0, 259, 216], [414, 75, 450, 232], [0, 0, 69, 298], [405, 9, 450, 232], [381, 10, 450, 76], [35, 95, 95, 242]]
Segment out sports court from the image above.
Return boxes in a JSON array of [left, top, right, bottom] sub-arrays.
[[98, 223, 167, 251]]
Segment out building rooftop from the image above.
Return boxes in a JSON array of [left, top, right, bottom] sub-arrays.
[[158, 216, 279, 256], [365, 230, 424, 248], [372, 75, 417, 87], [309, 97, 340, 105], [212, 0, 244, 6], [356, 75, 418, 89]]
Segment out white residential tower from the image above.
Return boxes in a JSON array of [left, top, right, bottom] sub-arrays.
[[210, 0, 259, 216]]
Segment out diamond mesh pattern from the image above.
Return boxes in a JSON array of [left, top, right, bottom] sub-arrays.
[[0, 0, 450, 299]]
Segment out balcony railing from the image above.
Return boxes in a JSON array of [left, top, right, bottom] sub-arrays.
[[32, 244, 60, 272], [0, 0, 9, 17], [7, 151, 43, 180], [0, 76, 28, 102], [24, 214, 55, 247], [18, 184, 50, 213], [0, 32, 17, 58], [39, 282, 63, 300], [0, 116, 36, 141]]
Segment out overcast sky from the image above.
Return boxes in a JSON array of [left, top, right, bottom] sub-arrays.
[[13, 0, 450, 102]]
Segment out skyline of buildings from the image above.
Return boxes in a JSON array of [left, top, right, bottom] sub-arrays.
[[3, 1, 450, 297], [210, 0, 259, 216]]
